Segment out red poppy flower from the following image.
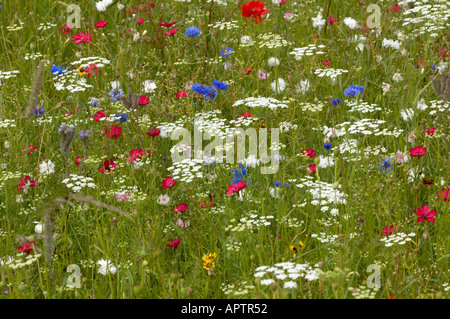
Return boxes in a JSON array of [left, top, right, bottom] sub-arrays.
[[176, 90, 188, 98], [99, 160, 117, 174], [128, 149, 144, 162], [302, 149, 316, 159], [85, 64, 99, 77], [424, 128, 436, 136], [438, 189, 450, 202], [72, 31, 92, 44], [240, 67, 253, 75], [162, 177, 177, 189], [225, 181, 247, 195], [173, 203, 188, 214], [414, 205, 437, 223], [93, 110, 106, 121], [164, 28, 178, 36], [136, 18, 144, 25], [240, 1, 270, 24], [410, 146, 427, 157], [138, 95, 149, 106], [18, 242, 35, 253], [167, 238, 181, 248], [147, 128, 160, 137], [198, 201, 214, 208], [381, 225, 395, 236], [159, 21, 177, 27], [94, 20, 107, 28], [106, 125, 122, 138], [60, 24, 71, 34], [307, 164, 316, 175], [240, 111, 252, 118], [75, 156, 84, 166]]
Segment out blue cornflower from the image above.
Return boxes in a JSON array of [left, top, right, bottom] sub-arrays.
[[323, 142, 332, 150], [90, 97, 100, 107], [34, 105, 44, 116], [274, 181, 289, 188], [213, 80, 228, 91], [379, 158, 392, 173], [192, 83, 207, 95], [108, 89, 125, 102], [115, 113, 129, 123], [344, 85, 364, 97], [185, 27, 200, 37], [231, 164, 248, 185], [331, 98, 342, 106], [51, 65, 68, 76], [204, 86, 218, 100], [431, 64, 435, 70], [221, 47, 234, 59]]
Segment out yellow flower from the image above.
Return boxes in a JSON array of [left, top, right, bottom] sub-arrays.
[[299, 240, 305, 248], [202, 252, 217, 270], [77, 66, 86, 76]]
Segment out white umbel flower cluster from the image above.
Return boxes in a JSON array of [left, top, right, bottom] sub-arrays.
[[382, 38, 400, 50], [96, 0, 113, 12]]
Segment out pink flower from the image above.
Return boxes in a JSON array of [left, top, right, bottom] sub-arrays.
[[164, 28, 178, 36], [16, 176, 38, 191], [94, 20, 107, 28], [395, 150, 409, 164], [116, 192, 134, 202], [18, 242, 35, 253], [302, 149, 315, 159], [240, 67, 253, 75], [381, 225, 395, 236], [328, 16, 338, 26], [138, 95, 149, 106], [99, 160, 117, 174], [173, 203, 188, 214], [75, 156, 84, 166], [424, 128, 436, 136], [410, 146, 427, 157], [176, 90, 188, 98], [72, 31, 91, 44], [307, 164, 316, 175], [162, 177, 177, 189], [160, 21, 177, 27], [60, 24, 72, 34], [136, 18, 144, 25], [85, 64, 98, 77], [167, 238, 181, 248], [198, 201, 213, 208], [225, 181, 247, 195], [258, 69, 269, 80], [323, 60, 331, 67], [414, 205, 437, 223], [437, 189, 450, 202], [240, 111, 252, 118], [176, 218, 190, 228]]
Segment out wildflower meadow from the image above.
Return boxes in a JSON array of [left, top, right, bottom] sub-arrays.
[[0, 0, 449, 302]]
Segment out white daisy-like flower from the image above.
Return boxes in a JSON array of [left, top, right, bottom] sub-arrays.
[[143, 80, 157, 93], [312, 12, 326, 31], [97, 259, 117, 275], [382, 82, 391, 93], [343, 17, 359, 29], [271, 78, 286, 93], [392, 72, 403, 82], [39, 160, 55, 175], [268, 57, 280, 68]]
